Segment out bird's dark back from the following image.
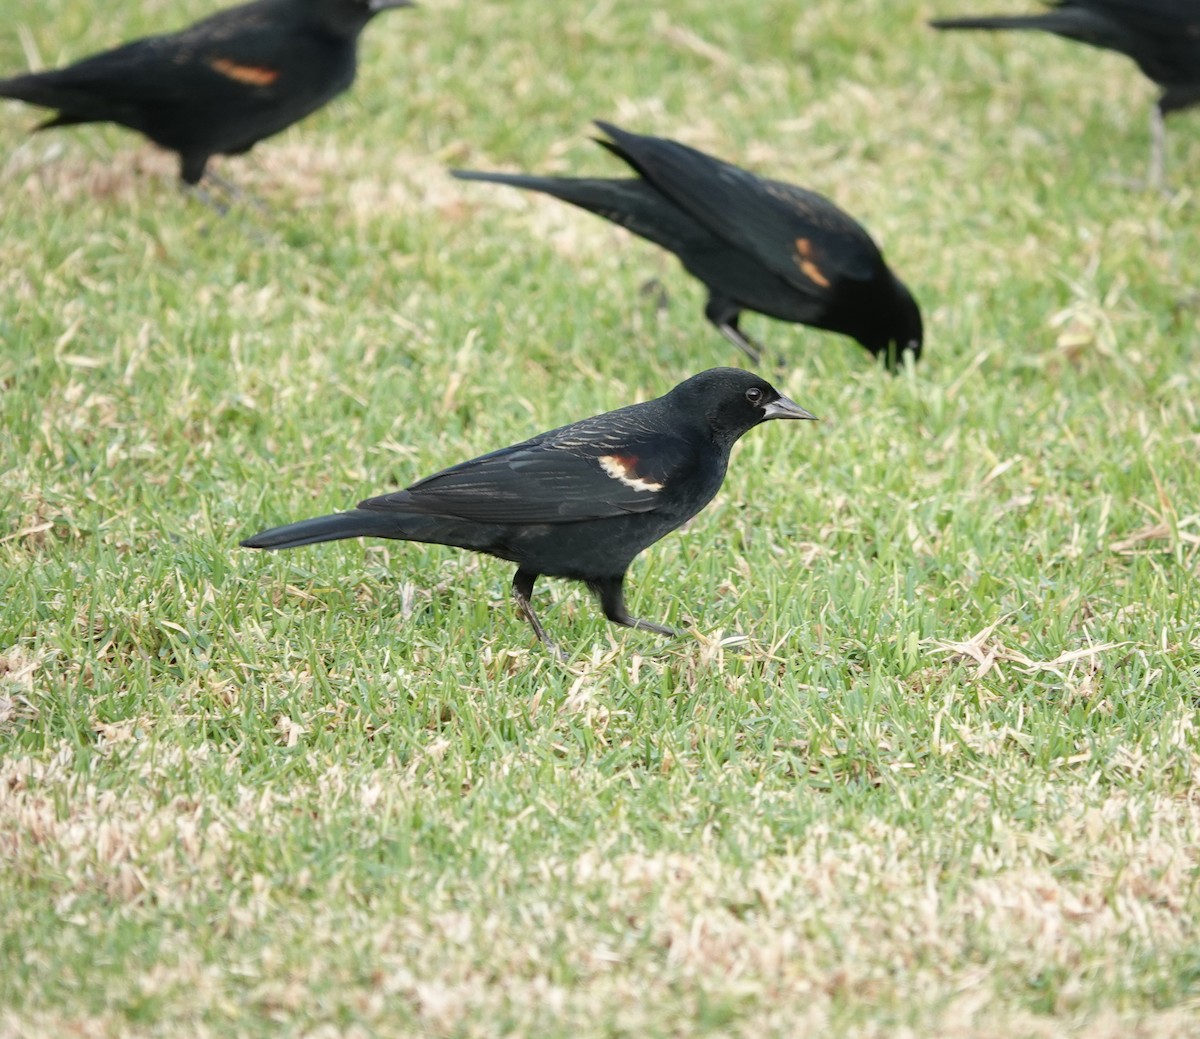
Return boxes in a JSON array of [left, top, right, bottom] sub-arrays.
[[1045, 1, 1200, 92]]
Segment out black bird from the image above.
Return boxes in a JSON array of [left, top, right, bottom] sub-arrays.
[[931, 1, 1200, 186], [452, 121, 923, 371], [241, 368, 815, 656], [0, 0, 413, 187]]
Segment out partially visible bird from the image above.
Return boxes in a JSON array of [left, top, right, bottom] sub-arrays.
[[241, 368, 816, 657], [452, 121, 923, 371], [931, 0, 1200, 187], [0, 0, 413, 188]]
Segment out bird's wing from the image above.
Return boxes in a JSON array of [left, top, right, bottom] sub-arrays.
[[170, 3, 303, 96], [360, 414, 699, 525], [1, 38, 188, 112], [595, 122, 882, 292], [21, 7, 292, 108], [452, 170, 722, 261], [1069, 0, 1200, 84]]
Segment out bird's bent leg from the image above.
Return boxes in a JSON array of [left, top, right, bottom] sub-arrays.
[[205, 167, 269, 213], [705, 297, 763, 364], [186, 182, 230, 215], [1108, 106, 1170, 193], [716, 321, 767, 365], [512, 569, 564, 658], [1147, 104, 1167, 192], [591, 575, 680, 637]]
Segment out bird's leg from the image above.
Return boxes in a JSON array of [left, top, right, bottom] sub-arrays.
[[186, 181, 230, 215], [181, 154, 230, 214], [716, 321, 768, 365], [206, 167, 243, 198], [1147, 103, 1167, 193], [638, 276, 671, 312], [706, 302, 791, 371], [591, 575, 680, 638], [205, 167, 269, 213], [1105, 105, 1170, 193], [184, 156, 268, 215], [721, 320, 790, 374], [704, 297, 763, 364], [512, 569, 564, 659]]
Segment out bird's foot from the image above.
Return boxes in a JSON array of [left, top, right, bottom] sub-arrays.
[[542, 637, 569, 663], [187, 170, 269, 215], [1102, 172, 1173, 197], [638, 277, 671, 313], [621, 616, 682, 638], [205, 169, 269, 212], [1101, 150, 1172, 196], [186, 182, 230, 215], [605, 611, 687, 647], [513, 577, 572, 661], [716, 322, 764, 366]]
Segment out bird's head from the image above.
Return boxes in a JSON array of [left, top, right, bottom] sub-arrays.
[[871, 274, 924, 373], [313, 0, 414, 35], [672, 368, 816, 446]]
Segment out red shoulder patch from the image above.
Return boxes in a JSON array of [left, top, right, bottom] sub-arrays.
[[598, 454, 664, 493], [793, 237, 832, 289], [209, 58, 280, 86]]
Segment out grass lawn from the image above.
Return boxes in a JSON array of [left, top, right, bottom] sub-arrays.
[[2, 0, 1199, 1034]]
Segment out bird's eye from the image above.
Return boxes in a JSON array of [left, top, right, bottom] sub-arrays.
[[745, 387, 764, 405]]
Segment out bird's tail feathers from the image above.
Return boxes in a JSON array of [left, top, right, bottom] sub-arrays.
[[1, 72, 69, 107], [591, 123, 663, 183], [451, 167, 691, 238], [452, 168, 632, 207], [0, 73, 108, 128], [240, 509, 405, 550], [930, 11, 1097, 35], [36, 111, 92, 130]]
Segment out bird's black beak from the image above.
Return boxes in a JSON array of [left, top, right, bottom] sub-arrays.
[[762, 394, 817, 421], [369, 0, 415, 10]]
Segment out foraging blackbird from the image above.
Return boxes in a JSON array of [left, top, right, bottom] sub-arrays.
[[452, 121, 923, 370], [931, 1, 1200, 186], [241, 368, 815, 655], [0, 0, 413, 186]]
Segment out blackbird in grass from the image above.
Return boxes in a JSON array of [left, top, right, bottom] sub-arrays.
[[0, 0, 413, 188], [241, 368, 815, 656], [931, 1, 1200, 186], [452, 122, 923, 370]]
